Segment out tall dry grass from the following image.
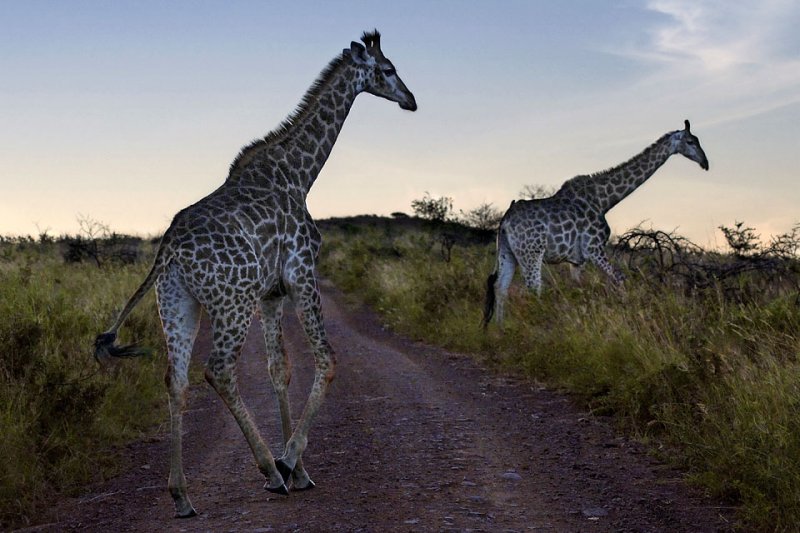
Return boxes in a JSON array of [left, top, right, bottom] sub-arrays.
[[0, 240, 166, 529], [319, 219, 800, 530]]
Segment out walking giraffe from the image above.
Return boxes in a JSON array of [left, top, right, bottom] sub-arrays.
[[94, 30, 416, 517], [482, 120, 708, 327]]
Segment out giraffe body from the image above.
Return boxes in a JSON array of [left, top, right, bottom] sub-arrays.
[[483, 121, 708, 327], [94, 31, 416, 517]]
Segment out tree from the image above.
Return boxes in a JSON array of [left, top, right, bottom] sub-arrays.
[[719, 221, 760, 258], [767, 223, 800, 259], [411, 192, 454, 223], [63, 215, 141, 267], [459, 202, 503, 231]]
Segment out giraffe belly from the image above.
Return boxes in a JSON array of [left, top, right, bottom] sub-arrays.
[[170, 242, 280, 309], [543, 235, 583, 265]]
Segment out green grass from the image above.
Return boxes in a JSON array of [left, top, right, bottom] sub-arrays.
[[318, 219, 800, 531], [0, 243, 166, 529]]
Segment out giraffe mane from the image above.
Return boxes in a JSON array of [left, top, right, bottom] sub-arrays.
[[227, 54, 348, 179], [556, 132, 675, 195]]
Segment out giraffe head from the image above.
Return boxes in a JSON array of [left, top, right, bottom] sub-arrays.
[[669, 120, 709, 170], [345, 30, 417, 111]]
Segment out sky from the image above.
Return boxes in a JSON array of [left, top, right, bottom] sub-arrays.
[[1, 0, 798, 247]]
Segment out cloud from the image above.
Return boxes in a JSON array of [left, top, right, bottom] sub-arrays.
[[603, 1, 800, 127], [646, 1, 756, 71], [648, 1, 798, 65]]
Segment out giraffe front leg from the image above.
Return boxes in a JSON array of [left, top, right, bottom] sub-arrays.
[[259, 296, 314, 491], [275, 276, 335, 484], [569, 263, 583, 283], [589, 248, 625, 285]]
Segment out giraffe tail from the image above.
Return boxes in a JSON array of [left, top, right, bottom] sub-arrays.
[[94, 332, 151, 361], [94, 234, 174, 362], [480, 271, 498, 330]]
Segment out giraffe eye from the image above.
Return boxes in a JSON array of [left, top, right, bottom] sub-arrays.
[[382, 67, 396, 76]]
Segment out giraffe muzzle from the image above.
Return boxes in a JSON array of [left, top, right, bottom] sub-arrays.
[[399, 93, 417, 111]]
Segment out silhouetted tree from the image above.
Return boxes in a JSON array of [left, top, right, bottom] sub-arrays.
[[719, 221, 760, 258], [459, 202, 502, 231], [411, 192, 454, 223]]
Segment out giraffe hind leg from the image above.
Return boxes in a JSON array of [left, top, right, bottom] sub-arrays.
[[204, 308, 288, 495], [157, 272, 201, 518], [493, 238, 517, 326], [259, 296, 315, 491], [519, 248, 545, 296]]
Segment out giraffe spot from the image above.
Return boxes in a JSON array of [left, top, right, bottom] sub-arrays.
[[196, 247, 213, 261], [320, 95, 334, 108]]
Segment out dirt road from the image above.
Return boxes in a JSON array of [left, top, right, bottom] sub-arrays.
[[37, 282, 733, 532]]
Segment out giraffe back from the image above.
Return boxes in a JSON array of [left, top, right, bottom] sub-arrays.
[[161, 181, 320, 312], [501, 193, 610, 266]]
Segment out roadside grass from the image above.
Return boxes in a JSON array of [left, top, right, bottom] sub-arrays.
[[318, 219, 800, 531], [0, 242, 166, 529]]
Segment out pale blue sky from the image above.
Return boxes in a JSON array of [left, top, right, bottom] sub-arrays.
[[1, 1, 798, 246]]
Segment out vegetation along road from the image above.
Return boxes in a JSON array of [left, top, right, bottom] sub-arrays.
[[37, 281, 731, 532]]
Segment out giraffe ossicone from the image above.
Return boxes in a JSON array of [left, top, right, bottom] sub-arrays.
[[94, 30, 416, 518], [482, 120, 709, 328]]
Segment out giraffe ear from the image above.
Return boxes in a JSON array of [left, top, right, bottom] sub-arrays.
[[348, 41, 368, 64], [684, 119, 691, 133]]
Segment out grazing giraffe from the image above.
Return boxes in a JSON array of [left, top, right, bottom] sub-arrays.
[[482, 120, 708, 327], [94, 30, 416, 517]]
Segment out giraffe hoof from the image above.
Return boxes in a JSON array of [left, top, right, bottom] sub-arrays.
[[175, 506, 197, 519], [292, 478, 316, 491], [275, 458, 294, 483], [264, 482, 289, 495]]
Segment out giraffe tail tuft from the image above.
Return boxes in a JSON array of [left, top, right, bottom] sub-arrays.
[[481, 272, 498, 330], [94, 331, 152, 362], [93, 232, 175, 364]]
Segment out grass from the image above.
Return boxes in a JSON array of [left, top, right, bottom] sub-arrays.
[[3, 217, 797, 529], [0, 241, 166, 529], [318, 217, 800, 531]]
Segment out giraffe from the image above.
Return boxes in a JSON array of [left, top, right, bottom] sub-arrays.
[[94, 30, 416, 517], [482, 120, 708, 327]]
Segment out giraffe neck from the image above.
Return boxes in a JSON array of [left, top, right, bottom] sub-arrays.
[[588, 133, 673, 213], [227, 58, 362, 196]]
